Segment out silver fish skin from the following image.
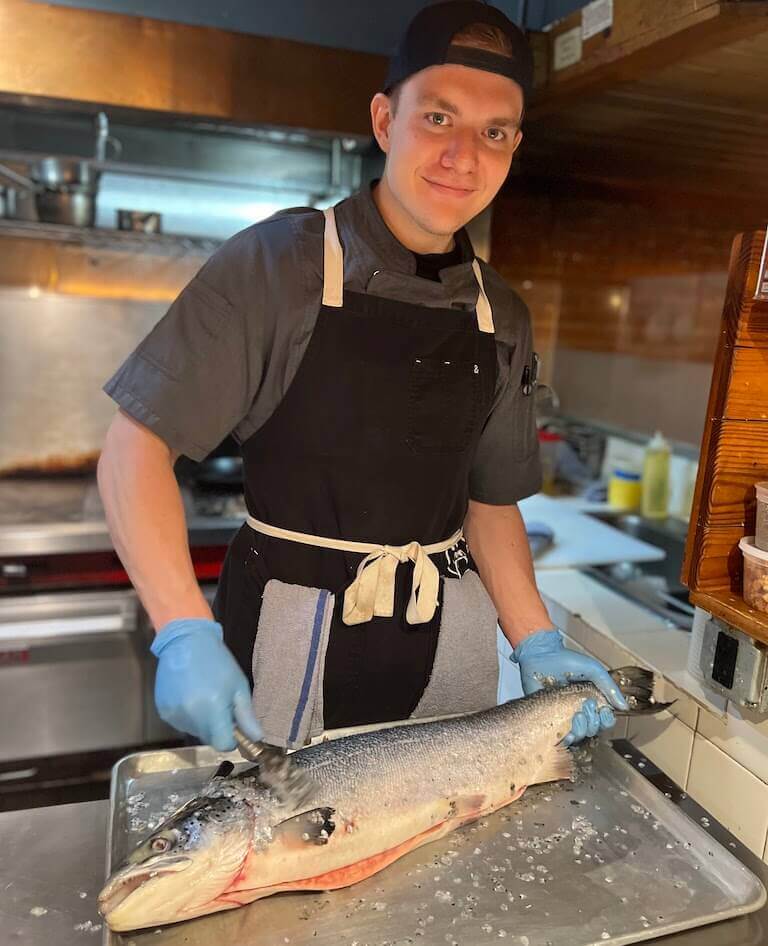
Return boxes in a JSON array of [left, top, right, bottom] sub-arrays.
[[99, 671, 660, 932]]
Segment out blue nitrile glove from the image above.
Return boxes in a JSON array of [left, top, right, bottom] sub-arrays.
[[151, 619, 263, 752], [511, 629, 629, 747]]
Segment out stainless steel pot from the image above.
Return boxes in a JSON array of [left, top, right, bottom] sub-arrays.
[[0, 161, 98, 227], [35, 187, 96, 227], [1, 187, 38, 221], [32, 156, 100, 193]]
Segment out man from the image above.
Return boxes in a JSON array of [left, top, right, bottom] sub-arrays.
[[98, 0, 627, 754]]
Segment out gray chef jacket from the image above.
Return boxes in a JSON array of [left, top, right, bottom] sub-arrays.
[[104, 181, 542, 505]]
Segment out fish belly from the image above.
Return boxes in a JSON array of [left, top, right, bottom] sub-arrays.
[[222, 779, 529, 906]]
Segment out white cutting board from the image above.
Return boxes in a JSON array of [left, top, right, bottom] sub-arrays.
[[518, 493, 666, 569]]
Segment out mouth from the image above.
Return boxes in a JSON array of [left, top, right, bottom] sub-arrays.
[[422, 177, 477, 198], [98, 856, 191, 917]]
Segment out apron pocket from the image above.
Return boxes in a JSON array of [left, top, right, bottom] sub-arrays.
[[410, 569, 499, 719], [251, 579, 335, 749], [407, 356, 481, 454]]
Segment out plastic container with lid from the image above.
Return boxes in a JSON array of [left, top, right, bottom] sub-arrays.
[[608, 469, 642, 511], [756, 482, 768, 552], [740, 536, 768, 613]]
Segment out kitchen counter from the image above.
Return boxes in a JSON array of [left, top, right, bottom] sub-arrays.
[[518, 493, 666, 570], [2, 746, 766, 946]]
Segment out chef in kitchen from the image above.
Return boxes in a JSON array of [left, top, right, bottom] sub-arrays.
[[97, 0, 628, 754]]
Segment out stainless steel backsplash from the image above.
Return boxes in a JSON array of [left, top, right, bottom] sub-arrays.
[[0, 289, 166, 474]]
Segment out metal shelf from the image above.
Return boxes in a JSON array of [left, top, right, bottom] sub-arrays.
[[0, 218, 221, 256]]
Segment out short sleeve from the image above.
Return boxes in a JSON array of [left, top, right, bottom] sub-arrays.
[[103, 227, 270, 461], [469, 291, 542, 505]]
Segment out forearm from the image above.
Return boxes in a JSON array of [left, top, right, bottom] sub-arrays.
[[463, 499, 553, 648], [97, 410, 212, 631]]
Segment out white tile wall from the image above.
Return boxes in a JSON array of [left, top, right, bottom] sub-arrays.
[[569, 621, 768, 858], [687, 735, 768, 856], [697, 702, 768, 785], [626, 711, 694, 788]]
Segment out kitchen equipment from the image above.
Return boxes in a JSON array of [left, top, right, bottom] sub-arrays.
[[0, 589, 143, 762], [117, 210, 162, 234], [756, 481, 768, 552], [0, 159, 97, 227], [525, 519, 555, 559], [0, 184, 37, 220], [232, 724, 315, 807], [103, 739, 765, 945], [0, 114, 118, 228], [740, 535, 768, 614], [699, 615, 768, 712]]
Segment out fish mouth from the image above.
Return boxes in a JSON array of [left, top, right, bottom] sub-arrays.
[[98, 856, 191, 917]]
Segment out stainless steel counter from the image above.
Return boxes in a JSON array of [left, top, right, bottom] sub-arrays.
[[2, 743, 767, 946]]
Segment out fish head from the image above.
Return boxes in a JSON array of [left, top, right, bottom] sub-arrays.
[[99, 786, 262, 931]]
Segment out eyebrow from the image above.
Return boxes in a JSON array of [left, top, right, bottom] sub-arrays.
[[416, 94, 520, 129]]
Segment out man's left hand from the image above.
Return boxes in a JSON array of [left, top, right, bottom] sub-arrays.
[[511, 629, 629, 746]]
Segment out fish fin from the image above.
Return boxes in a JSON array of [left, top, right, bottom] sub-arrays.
[[272, 807, 336, 848], [610, 666, 674, 715], [531, 745, 575, 785]]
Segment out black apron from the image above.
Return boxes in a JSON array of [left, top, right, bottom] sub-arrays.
[[214, 205, 500, 737]]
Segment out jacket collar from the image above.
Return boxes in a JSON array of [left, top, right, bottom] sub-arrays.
[[336, 179, 476, 283]]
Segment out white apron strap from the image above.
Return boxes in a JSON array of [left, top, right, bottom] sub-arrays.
[[471, 259, 495, 334], [322, 206, 344, 308], [246, 515, 463, 627]]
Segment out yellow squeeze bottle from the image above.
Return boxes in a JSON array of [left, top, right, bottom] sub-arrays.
[[641, 430, 670, 519]]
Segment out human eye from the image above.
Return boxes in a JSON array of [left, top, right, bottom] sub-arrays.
[[425, 112, 450, 127], [485, 126, 507, 142]]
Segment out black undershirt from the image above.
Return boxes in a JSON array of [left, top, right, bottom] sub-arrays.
[[414, 240, 464, 282]]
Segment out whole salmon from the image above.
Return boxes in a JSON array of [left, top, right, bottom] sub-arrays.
[[99, 667, 665, 931]]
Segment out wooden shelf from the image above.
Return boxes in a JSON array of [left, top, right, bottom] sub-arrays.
[[690, 590, 768, 648]]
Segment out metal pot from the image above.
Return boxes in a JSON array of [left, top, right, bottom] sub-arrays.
[[32, 157, 100, 193], [2, 187, 38, 221], [0, 161, 98, 227], [35, 187, 96, 227]]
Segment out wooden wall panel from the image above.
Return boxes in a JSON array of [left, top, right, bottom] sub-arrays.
[[681, 230, 768, 644], [491, 179, 754, 367], [724, 349, 768, 420], [703, 420, 768, 528], [690, 527, 745, 593], [735, 301, 768, 347]]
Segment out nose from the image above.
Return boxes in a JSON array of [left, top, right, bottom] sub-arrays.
[[440, 128, 478, 175]]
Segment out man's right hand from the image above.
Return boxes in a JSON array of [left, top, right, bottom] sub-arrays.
[[151, 619, 263, 751]]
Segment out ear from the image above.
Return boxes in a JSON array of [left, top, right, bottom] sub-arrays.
[[370, 92, 394, 154], [511, 128, 523, 156]]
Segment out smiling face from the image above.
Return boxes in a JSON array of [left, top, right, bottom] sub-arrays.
[[370, 63, 524, 253]]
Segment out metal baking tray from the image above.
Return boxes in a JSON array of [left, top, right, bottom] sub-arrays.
[[103, 736, 766, 946]]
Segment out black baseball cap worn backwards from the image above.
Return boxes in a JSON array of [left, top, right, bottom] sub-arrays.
[[384, 0, 533, 104]]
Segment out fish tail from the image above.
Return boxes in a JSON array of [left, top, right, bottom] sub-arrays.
[[609, 666, 674, 715]]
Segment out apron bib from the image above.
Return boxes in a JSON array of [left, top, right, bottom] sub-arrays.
[[214, 206, 502, 747]]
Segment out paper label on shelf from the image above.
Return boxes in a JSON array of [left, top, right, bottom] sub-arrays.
[[756, 229, 768, 300], [582, 0, 613, 40], [553, 26, 583, 71]]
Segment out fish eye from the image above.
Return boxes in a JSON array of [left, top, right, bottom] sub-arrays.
[[150, 836, 171, 853]]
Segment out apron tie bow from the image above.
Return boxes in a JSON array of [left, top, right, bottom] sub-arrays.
[[245, 517, 462, 627]]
